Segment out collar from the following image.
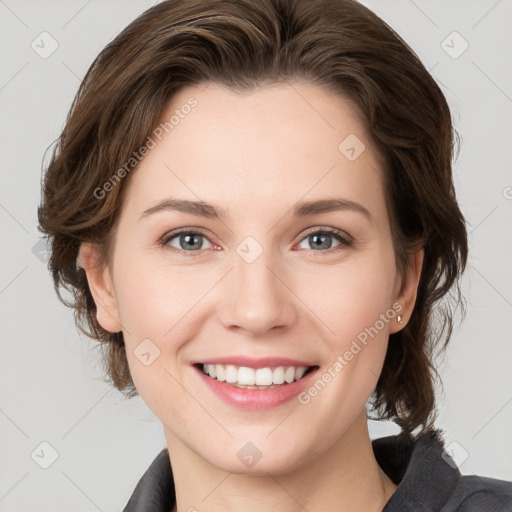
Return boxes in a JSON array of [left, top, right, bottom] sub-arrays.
[[374, 428, 461, 510]]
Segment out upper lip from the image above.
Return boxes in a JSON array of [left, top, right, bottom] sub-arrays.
[[192, 356, 317, 369]]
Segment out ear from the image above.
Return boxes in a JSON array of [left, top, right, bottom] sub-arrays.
[[78, 242, 122, 333], [389, 247, 424, 334]]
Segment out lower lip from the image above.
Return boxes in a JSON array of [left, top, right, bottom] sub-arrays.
[[193, 365, 319, 410]]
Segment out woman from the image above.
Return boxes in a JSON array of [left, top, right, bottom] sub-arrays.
[[37, 0, 512, 510]]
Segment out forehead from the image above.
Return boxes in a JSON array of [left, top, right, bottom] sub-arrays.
[[121, 81, 386, 223]]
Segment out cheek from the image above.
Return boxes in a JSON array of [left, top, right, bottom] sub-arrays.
[[113, 252, 199, 336], [111, 255, 215, 380], [293, 264, 396, 432], [112, 258, 201, 416], [304, 251, 397, 348], [298, 248, 397, 415]]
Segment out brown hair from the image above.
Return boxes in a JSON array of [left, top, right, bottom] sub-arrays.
[[37, 0, 468, 433]]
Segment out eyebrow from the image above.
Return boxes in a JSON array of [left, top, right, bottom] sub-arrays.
[[140, 197, 372, 222]]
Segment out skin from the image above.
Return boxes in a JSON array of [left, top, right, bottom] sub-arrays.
[[80, 81, 423, 511]]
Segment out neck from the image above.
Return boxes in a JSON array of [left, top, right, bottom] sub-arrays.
[[165, 411, 397, 512]]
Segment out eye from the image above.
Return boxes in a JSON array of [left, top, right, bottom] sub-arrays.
[[295, 228, 353, 253], [160, 227, 353, 256], [161, 229, 215, 254]]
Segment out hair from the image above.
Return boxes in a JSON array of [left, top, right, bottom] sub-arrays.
[[37, 0, 468, 433]]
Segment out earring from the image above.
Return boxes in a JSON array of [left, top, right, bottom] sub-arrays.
[[397, 314, 403, 324]]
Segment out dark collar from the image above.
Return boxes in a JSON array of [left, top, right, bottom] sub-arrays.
[[374, 429, 460, 510], [123, 428, 461, 512]]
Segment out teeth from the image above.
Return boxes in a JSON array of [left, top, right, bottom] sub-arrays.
[[294, 367, 307, 380], [225, 365, 238, 383], [238, 366, 256, 385], [285, 366, 295, 383], [273, 366, 285, 384], [207, 364, 216, 379], [202, 364, 311, 386], [255, 368, 273, 386]]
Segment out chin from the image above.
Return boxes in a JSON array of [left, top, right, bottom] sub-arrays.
[[203, 440, 309, 476]]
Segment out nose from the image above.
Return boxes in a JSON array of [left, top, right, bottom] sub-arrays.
[[218, 245, 297, 337]]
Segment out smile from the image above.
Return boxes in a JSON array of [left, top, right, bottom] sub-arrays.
[[199, 363, 315, 389], [192, 361, 320, 410]]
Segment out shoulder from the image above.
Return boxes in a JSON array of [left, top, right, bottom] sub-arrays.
[[374, 428, 512, 512], [123, 448, 175, 512], [447, 474, 512, 511]]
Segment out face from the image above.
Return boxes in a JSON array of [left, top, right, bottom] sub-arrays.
[[82, 82, 422, 474]]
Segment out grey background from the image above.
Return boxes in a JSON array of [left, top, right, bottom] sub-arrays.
[[1, 0, 511, 510]]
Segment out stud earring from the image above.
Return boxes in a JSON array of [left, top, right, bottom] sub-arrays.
[[397, 314, 403, 324]]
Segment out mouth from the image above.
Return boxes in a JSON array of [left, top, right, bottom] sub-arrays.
[[191, 355, 321, 409], [194, 363, 319, 390]]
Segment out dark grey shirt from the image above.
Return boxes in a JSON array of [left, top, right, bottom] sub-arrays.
[[123, 429, 512, 511]]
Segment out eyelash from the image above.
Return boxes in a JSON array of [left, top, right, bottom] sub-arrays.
[[158, 227, 354, 257]]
